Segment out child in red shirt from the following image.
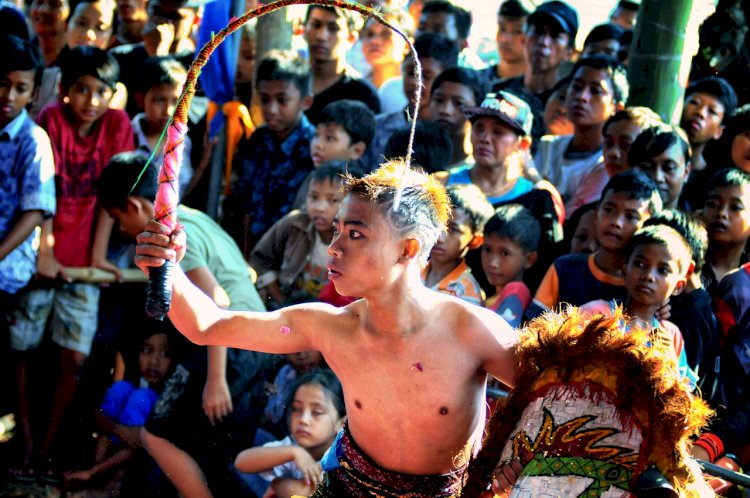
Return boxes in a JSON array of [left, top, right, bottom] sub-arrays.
[[10, 46, 133, 480]]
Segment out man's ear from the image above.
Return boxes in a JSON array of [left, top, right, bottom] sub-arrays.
[[685, 260, 696, 280], [468, 234, 484, 250], [713, 124, 725, 141], [403, 238, 420, 260], [302, 94, 314, 111], [125, 196, 145, 214], [524, 250, 538, 269], [349, 141, 366, 160]]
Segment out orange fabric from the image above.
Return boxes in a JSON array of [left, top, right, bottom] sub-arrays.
[[533, 263, 560, 310], [207, 100, 256, 195], [587, 253, 626, 286], [222, 101, 255, 195]]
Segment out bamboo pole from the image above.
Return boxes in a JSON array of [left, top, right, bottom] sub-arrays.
[[627, 0, 694, 124]]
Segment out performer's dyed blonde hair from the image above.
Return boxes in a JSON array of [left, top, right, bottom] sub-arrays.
[[345, 160, 450, 265]]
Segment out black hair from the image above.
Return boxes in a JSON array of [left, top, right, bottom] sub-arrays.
[[625, 224, 693, 274], [569, 54, 629, 106], [139, 56, 187, 95], [446, 184, 494, 232], [484, 204, 540, 253], [319, 100, 376, 148], [617, 0, 640, 11], [309, 161, 360, 186], [710, 103, 750, 170], [284, 368, 346, 425], [407, 32, 459, 70], [600, 169, 663, 215], [644, 209, 708, 270], [584, 23, 624, 46], [498, 0, 533, 18], [430, 67, 488, 107], [97, 152, 157, 210], [706, 167, 750, 192], [0, 4, 29, 40], [0, 35, 44, 88], [564, 201, 597, 251], [255, 49, 310, 97], [627, 122, 691, 168], [59, 46, 120, 91], [383, 121, 453, 174], [685, 76, 738, 125], [602, 106, 661, 136], [304, 5, 360, 33], [421, 1, 471, 40]]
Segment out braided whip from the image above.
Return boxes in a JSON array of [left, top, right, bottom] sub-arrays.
[[144, 0, 422, 319]]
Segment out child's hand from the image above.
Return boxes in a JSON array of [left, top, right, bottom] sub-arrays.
[[202, 376, 233, 425], [292, 447, 323, 488], [91, 256, 123, 283], [655, 300, 671, 321], [37, 251, 71, 281], [135, 220, 186, 274]]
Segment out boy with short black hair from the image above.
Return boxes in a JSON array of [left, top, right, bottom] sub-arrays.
[[488, 0, 532, 80], [581, 224, 694, 384], [481, 204, 539, 327], [97, 152, 277, 498], [310, 99, 375, 168], [429, 67, 487, 168], [231, 49, 315, 254], [132, 56, 194, 195], [680, 76, 737, 173], [135, 160, 518, 497], [0, 35, 56, 479], [417, 0, 485, 70], [302, 5, 380, 124], [643, 210, 718, 394], [581, 22, 624, 58], [422, 184, 494, 306], [11, 45, 133, 479], [535, 55, 629, 204], [525, 169, 662, 321], [700, 167, 750, 296], [252, 162, 353, 308]]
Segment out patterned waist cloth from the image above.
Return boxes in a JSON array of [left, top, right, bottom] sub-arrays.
[[308, 423, 468, 497]]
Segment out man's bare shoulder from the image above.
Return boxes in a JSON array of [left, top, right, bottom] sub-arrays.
[[426, 290, 518, 346]]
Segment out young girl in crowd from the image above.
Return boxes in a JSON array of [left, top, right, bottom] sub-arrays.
[[63, 320, 177, 488], [235, 369, 346, 498]]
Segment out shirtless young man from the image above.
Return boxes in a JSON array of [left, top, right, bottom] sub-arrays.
[[134, 161, 518, 496]]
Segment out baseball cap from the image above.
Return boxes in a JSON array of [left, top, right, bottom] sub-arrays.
[[528, 1, 579, 40], [463, 91, 533, 136]]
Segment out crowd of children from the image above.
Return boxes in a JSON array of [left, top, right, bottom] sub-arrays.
[[1, 0, 750, 496]]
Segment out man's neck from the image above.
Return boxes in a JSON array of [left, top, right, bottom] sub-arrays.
[[523, 68, 557, 95], [40, 32, 66, 66], [450, 128, 469, 165], [707, 242, 747, 282], [594, 248, 625, 278], [691, 142, 707, 171], [118, 19, 146, 44], [498, 59, 526, 80], [361, 269, 431, 337], [311, 57, 346, 94], [569, 123, 605, 153]]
